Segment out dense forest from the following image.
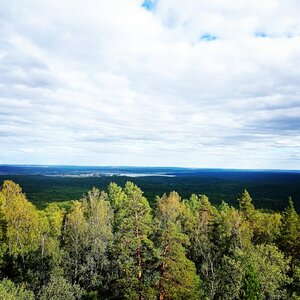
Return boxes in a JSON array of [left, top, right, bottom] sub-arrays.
[[2, 170, 300, 211], [0, 180, 300, 299]]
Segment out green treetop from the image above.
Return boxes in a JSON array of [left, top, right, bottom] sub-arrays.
[[156, 192, 200, 300], [238, 189, 255, 220]]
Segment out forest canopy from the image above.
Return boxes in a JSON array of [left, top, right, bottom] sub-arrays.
[[0, 180, 300, 299]]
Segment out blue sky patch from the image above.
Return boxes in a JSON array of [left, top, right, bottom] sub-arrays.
[[142, 0, 157, 11], [200, 34, 217, 41]]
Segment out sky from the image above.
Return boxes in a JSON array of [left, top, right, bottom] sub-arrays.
[[0, 0, 300, 169]]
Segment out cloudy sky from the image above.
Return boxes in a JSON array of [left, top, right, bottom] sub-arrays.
[[0, 0, 300, 169]]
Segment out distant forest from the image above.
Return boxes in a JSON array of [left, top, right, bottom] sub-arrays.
[[1, 169, 300, 211], [0, 180, 300, 299]]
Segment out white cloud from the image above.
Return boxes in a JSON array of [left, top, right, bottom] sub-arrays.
[[0, 0, 299, 169]]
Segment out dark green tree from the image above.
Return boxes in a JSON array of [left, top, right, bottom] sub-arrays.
[[238, 189, 255, 221], [240, 265, 262, 300], [112, 182, 156, 299], [279, 197, 300, 259], [156, 192, 200, 300]]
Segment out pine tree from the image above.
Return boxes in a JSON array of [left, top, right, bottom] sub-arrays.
[[112, 182, 156, 299], [156, 192, 200, 300], [280, 197, 299, 255], [238, 189, 255, 221]]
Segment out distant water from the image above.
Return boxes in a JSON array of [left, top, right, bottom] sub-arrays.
[[119, 173, 175, 178], [44, 173, 175, 178], [0, 165, 179, 177], [0, 164, 299, 178]]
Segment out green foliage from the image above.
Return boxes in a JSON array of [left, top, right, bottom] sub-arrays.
[[0, 192, 7, 264], [279, 197, 300, 260], [238, 189, 255, 220], [0, 180, 299, 299], [0, 279, 34, 300], [156, 192, 201, 299], [2, 180, 41, 258], [2, 171, 300, 211], [252, 211, 282, 244], [240, 265, 262, 300], [292, 265, 300, 298], [186, 194, 220, 298], [63, 189, 113, 295], [80, 188, 113, 292], [39, 274, 81, 300], [112, 182, 156, 299], [242, 244, 291, 299], [217, 204, 252, 250], [63, 200, 87, 284]]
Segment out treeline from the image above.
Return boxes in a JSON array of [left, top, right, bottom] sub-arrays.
[[0, 180, 299, 299]]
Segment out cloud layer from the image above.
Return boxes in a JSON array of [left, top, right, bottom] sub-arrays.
[[0, 0, 300, 169]]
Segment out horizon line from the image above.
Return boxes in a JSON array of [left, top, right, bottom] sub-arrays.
[[0, 163, 299, 172]]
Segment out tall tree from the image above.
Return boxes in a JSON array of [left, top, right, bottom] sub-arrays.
[[0, 191, 7, 265], [63, 200, 88, 285], [108, 182, 127, 213], [279, 197, 300, 259], [27, 203, 65, 291], [1, 181, 41, 260], [156, 192, 200, 300], [238, 189, 255, 221], [0, 180, 47, 292], [81, 188, 113, 294], [186, 195, 219, 299], [111, 182, 156, 300], [63, 189, 114, 297]]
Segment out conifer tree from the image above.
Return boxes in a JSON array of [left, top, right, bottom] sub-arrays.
[[279, 197, 300, 259], [156, 192, 200, 300], [112, 182, 156, 299], [279, 196, 300, 297], [238, 189, 255, 221]]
